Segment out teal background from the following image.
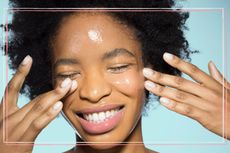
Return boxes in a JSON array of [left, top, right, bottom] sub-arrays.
[[0, 0, 230, 152]]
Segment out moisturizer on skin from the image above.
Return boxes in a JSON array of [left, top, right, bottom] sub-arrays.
[[87, 29, 103, 43]]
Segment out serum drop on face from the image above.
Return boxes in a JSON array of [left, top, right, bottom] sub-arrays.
[[87, 29, 103, 43]]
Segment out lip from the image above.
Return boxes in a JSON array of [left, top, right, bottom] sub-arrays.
[[76, 105, 125, 135]]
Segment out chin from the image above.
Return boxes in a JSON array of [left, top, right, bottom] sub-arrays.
[[85, 142, 122, 150]]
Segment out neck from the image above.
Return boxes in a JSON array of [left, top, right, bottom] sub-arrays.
[[73, 118, 149, 153]]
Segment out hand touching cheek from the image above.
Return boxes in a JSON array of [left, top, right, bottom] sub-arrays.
[[0, 56, 78, 153]]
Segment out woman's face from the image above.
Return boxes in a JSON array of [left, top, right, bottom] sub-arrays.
[[51, 13, 145, 147]]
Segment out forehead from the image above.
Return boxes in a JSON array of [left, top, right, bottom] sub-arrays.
[[52, 13, 141, 61]]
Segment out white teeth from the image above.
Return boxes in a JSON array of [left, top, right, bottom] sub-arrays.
[[111, 110, 115, 116], [105, 111, 110, 118], [92, 113, 99, 122], [89, 114, 93, 122], [82, 108, 120, 123], [98, 112, 106, 121]]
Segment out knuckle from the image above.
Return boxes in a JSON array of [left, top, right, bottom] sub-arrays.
[[188, 64, 198, 74], [170, 101, 177, 109], [183, 105, 193, 115], [175, 91, 186, 101], [154, 72, 162, 80], [53, 88, 63, 95], [31, 120, 42, 131], [45, 109, 53, 117], [34, 94, 43, 102], [16, 66, 24, 75], [7, 81, 17, 92], [174, 77, 184, 87], [32, 102, 45, 113], [15, 66, 26, 78], [157, 86, 164, 94]]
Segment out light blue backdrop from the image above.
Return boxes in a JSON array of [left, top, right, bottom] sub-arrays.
[[0, 0, 230, 153]]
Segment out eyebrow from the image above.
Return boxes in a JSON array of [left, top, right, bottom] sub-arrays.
[[53, 48, 135, 69], [102, 48, 135, 60], [53, 58, 79, 69]]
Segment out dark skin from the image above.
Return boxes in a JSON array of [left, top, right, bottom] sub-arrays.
[[52, 13, 150, 153], [0, 13, 229, 153], [144, 53, 230, 139]]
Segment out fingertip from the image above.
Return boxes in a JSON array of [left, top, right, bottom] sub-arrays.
[[52, 101, 63, 111], [144, 80, 156, 90], [21, 55, 32, 66], [208, 61, 220, 75], [71, 80, 78, 91], [163, 52, 174, 61], [60, 78, 72, 88], [160, 97, 171, 105], [143, 68, 154, 77], [208, 60, 215, 68]]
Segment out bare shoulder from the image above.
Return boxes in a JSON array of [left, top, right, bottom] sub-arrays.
[[63, 148, 74, 153]]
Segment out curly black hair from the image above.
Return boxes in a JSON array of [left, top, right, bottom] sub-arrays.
[[2, 0, 192, 102]]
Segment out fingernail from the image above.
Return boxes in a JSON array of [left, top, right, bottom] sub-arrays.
[[145, 81, 156, 89], [53, 101, 63, 110], [210, 61, 217, 71], [160, 97, 171, 105], [61, 78, 71, 88], [163, 52, 174, 61], [21, 55, 31, 65], [71, 80, 78, 91], [143, 68, 154, 77]]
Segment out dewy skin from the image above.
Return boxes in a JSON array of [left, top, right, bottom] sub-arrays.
[[87, 28, 103, 43]]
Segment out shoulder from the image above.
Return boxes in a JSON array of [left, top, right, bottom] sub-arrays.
[[63, 148, 74, 153], [146, 148, 159, 153]]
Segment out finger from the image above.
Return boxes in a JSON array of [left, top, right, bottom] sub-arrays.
[[0, 56, 32, 121], [6, 55, 32, 109], [143, 68, 217, 101], [8, 78, 77, 124], [144, 80, 211, 110], [163, 52, 222, 92], [8, 78, 76, 140], [67, 80, 78, 95], [159, 97, 208, 121], [208, 61, 230, 89], [20, 101, 63, 142]]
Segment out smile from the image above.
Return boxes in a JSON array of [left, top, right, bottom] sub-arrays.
[[83, 108, 120, 123], [75, 104, 125, 134]]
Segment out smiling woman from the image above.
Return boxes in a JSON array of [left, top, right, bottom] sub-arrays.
[[0, 0, 230, 153], [51, 13, 145, 146]]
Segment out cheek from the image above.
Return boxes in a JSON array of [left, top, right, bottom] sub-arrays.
[[108, 70, 145, 97]]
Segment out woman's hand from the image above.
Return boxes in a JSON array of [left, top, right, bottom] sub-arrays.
[[0, 55, 78, 153], [143, 52, 230, 140]]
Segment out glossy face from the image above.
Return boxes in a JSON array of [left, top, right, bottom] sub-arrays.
[[51, 13, 145, 148]]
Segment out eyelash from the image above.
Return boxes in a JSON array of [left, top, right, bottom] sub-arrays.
[[56, 72, 80, 79], [56, 64, 131, 79], [108, 64, 130, 73]]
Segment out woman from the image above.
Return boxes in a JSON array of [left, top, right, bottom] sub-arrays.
[[0, 0, 229, 153]]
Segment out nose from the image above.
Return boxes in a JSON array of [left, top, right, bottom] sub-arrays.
[[79, 71, 111, 103]]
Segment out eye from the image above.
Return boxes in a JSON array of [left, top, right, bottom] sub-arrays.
[[56, 72, 80, 80], [108, 64, 130, 73]]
